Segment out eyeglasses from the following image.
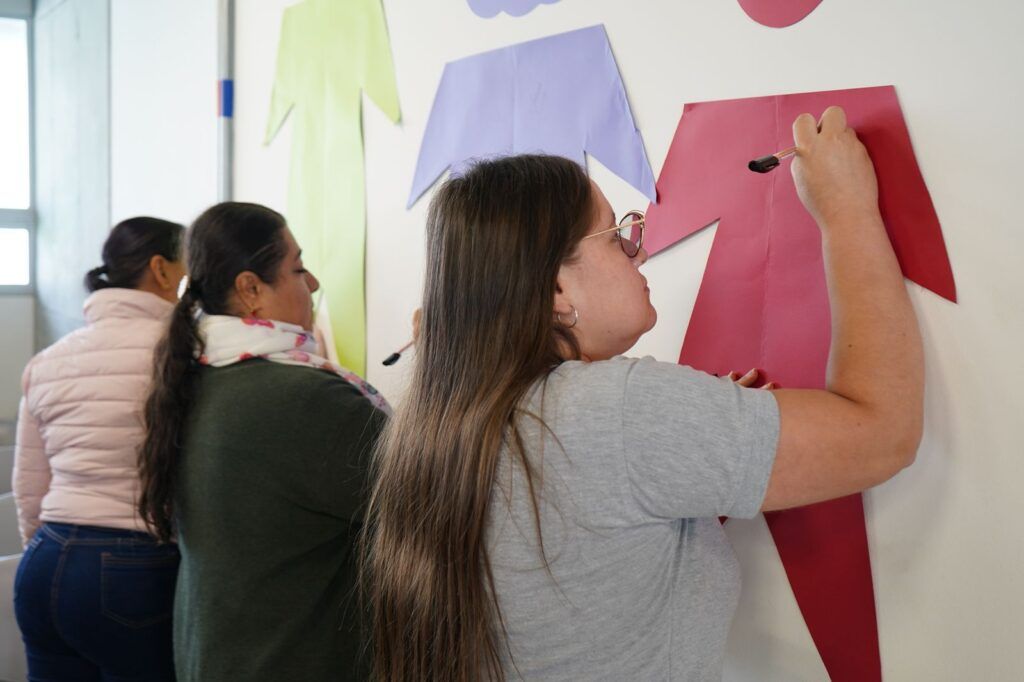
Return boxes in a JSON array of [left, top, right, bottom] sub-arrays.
[[582, 210, 645, 258]]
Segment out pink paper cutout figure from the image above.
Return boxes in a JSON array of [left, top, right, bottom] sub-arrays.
[[646, 85, 955, 682], [737, 0, 824, 28]]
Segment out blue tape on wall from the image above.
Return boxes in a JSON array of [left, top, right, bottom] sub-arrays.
[[219, 79, 234, 118]]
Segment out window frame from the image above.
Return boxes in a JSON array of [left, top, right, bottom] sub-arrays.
[[0, 0, 35, 295]]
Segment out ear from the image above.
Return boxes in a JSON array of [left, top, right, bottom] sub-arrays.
[[149, 255, 174, 291], [553, 265, 576, 317], [234, 271, 264, 315]]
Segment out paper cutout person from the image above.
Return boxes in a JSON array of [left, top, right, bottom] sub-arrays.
[[645, 86, 955, 682], [467, 0, 561, 18], [737, 0, 824, 28], [409, 25, 656, 208], [266, 0, 400, 375]]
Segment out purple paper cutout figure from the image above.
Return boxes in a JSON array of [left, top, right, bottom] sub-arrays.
[[468, 0, 561, 18], [409, 25, 656, 208]]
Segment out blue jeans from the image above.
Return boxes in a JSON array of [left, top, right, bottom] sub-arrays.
[[13, 523, 179, 681]]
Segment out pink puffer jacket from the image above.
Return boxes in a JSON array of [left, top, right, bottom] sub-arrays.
[[13, 289, 173, 545]]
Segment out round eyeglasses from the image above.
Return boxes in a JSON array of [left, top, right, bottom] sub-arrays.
[[583, 210, 646, 258]]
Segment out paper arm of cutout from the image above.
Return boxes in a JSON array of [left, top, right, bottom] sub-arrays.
[[584, 35, 658, 206], [737, 0, 825, 28], [407, 58, 513, 208], [857, 93, 956, 300], [643, 98, 777, 255], [265, 7, 299, 144], [408, 25, 656, 207], [358, 0, 401, 124]]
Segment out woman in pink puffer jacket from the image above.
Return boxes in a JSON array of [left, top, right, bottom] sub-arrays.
[[13, 217, 185, 681]]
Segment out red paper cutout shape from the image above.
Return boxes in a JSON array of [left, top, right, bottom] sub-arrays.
[[737, 0, 824, 28], [646, 85, 955, 681]]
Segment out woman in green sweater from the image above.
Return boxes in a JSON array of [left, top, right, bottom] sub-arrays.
[[138, 202, 388, 681]]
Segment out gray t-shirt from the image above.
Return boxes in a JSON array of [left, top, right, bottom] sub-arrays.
[[488, 356, 780, 681]]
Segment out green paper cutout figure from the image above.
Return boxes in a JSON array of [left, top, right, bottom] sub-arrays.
[[266, 0, 400, 375]]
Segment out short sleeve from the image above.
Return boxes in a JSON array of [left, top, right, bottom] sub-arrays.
[[620, 357, 779, 520]]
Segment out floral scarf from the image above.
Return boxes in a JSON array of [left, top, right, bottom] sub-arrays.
[[197, 314, 392, 415]]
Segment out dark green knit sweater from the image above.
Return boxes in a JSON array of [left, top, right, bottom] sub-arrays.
[[173, 360, 385, 681]]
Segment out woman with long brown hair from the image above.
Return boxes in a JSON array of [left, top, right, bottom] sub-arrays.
[[138, 202, 388, 681], [364, 107, 924, 680]]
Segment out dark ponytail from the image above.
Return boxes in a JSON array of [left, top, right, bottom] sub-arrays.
[[138, 202, 289, 542], [85, 217, 184, 293], [85, 265, 111, 292]]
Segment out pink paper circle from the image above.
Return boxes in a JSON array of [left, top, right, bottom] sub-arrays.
[[737, 0, 824, 28]]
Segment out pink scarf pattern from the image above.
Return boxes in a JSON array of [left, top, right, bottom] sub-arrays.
[[197, 314, 392, 415]]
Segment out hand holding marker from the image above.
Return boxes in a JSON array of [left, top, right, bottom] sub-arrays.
[[382, 309, 421, 366], [749, 146, 797, 173], [749, 120, 823, 173], [382, 340, 414, 366]]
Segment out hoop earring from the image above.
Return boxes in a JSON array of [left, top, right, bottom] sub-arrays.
[[556, 306, 579, 329]]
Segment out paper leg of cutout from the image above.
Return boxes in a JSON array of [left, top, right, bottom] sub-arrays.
[[765, 495, 881, 682]]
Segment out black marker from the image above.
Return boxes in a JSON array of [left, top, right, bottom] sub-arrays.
[[382, 340, 414, 366], [748, 146, 797, 173]]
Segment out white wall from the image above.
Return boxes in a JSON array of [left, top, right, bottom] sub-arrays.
[[33, 0, 111, 348], [0, 296, 33, 424], [110, 0, 218, 226], [242, 0, 1024, 678]]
